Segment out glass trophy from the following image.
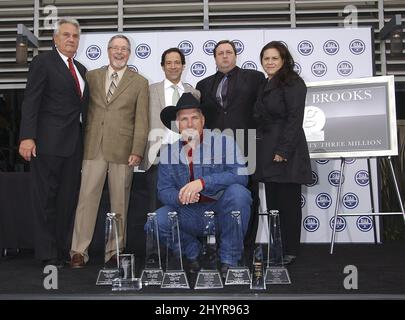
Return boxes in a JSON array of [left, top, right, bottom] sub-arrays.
[[265, 210, 291, 284], [161, 211, 190, 289], [111, 253, 142, 291], [141, 212, 164, 286], [96, 212, 121, 285], [225, 211, 251, 285], [195, 211, 223, 289], [250, 243, 266, 290]]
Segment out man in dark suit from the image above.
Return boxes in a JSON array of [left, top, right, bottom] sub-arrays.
[[19, 18, 89, 267], [196, 40, 265, 251]]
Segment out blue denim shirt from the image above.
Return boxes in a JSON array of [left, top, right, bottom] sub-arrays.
[[157, 130, 248, 209]]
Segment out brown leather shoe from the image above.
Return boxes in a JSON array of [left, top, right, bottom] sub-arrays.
[[70, 253, 85, 268]]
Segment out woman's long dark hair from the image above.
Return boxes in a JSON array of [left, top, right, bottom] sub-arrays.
[[260, 41, 299, 86]]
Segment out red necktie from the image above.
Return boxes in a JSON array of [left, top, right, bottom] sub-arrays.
[[67, 57, 82, 98]]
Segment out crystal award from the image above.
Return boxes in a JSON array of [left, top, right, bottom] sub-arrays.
[[141, 212, 164, 286], [195, 211, 223, 289], [161, 211, 190, 289]]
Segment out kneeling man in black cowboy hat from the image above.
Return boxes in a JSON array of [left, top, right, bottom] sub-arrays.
[[144, 92, 251, 276]]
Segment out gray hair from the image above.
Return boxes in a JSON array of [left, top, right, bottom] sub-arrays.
[[53, 18, 81, 36], [107, 35, 132, 53]]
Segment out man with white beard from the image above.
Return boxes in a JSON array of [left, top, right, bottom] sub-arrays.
[[69, 35, 149, 268]]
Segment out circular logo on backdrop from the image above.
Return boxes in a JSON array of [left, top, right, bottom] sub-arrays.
[[127, 65, 138, 72], [203, 40, 217, 55], [178, 40, 193, 56], [190, 61, 206, 77], [241, 61, 257, 70], [329, 216, 347, 232], [316, 193, 332, 209], [232, 39, 244, 55], [355, 170, 369, 186], [311, 61, 327, 77], [349, 39, 366, 55], [323, 40, 339, 55], [86, 45, 101, 60], [135, 43, 151, 59], [337, 61, 353, 76], [301, 194, 306, 208], [297, 40, 314, 56], [356, 216, 373, 232], [306, 171, 319, 187], [344, 158, 356, 164], [328, 170, 345, 187], [316, 159, 329, 165], [303, 216, 320, 232], [279, 41, 288, 48], [342, 192, 359, 209], [293, 62, 302, 75]]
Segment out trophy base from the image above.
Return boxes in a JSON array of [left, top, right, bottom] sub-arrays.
[[265, 266, 291, 284], [225, 267, 251, 285], [96, 268, 120, 285], [195, 270, 223, 289], [161, 271, 190, 289], [141, 268, 164, 286], [111, 278, 142, 291]]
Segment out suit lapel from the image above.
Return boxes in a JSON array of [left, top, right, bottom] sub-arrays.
[[107, 68, 133, 104], [52, 50, 79, 97], [157, 81, 166, 110]]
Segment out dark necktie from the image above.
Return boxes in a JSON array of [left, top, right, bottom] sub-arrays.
[[217, 75, 229, 108], [67, 57, 82, 98]]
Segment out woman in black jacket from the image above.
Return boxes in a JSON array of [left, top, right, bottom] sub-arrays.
[[254, 41, 312, 264]]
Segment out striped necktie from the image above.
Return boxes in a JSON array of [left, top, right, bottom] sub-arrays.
[[106, 72, 118, 102]]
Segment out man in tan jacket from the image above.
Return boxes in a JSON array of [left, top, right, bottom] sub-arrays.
[[70, 35, 149, 268]]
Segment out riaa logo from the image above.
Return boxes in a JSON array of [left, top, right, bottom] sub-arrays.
[[344, 158, 356, 164], [306, 171, 318, 187], [355, 170, 369, 186], [297, 40, 314, 56], [342, 192, 359, 209], [128, 65, 138, 73], [337, 61, 353, 76], [86, 45, 101, 60], [316, 193, 332, 209], [203, 40, 217, 55], [301, 194, 306, 208], [316, 159, 329, 165], [303, 216, 320, 232], [190, 61, 206, 77], [349, 39, 365, 55], [328, 170, 344, 187], [241, 61, 257, 70], [329, 216, 347, 232], [135, 44, 151, 59], [293, 62, 302, 75], [232, 39, 244, 55], [311, 61, 327, 77], [356, 216, 373, 232], [178, 40, 193, 56], [323, 40, 339, 55]]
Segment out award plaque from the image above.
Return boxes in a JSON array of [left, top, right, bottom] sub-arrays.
[[225, 211, 251, 286], [265, 210, 291, 285], [195, 211, 223, 289], [96, 212, 121, 285], [141, 212, 164, 286], [111, 278, 142, 291], [161, 212, 190, 289], [250, 244, 266, 290]]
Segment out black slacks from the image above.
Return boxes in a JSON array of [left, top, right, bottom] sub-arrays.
[[144, 164, 162, 213], [30, 139, 82, 261], [264, 182, 302, 256]]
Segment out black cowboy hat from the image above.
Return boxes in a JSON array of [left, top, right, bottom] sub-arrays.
[[160, 92, 215, 131]]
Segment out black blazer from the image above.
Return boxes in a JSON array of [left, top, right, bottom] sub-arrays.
[[196, 67, 265, 132], [253, 76, 312, 184], [19, 49, 89, 157]]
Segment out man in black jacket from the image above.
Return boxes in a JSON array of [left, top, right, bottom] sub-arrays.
[[19, 18, 89, 267], [196, 40, 264, 253]]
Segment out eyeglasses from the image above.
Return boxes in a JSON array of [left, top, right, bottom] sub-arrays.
[[108, 46, 130, 53]]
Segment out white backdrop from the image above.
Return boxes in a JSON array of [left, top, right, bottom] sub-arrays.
[[76, 27, 379, 243]]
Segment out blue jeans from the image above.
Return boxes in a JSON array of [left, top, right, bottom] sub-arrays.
[[145, 184, 251, 266]]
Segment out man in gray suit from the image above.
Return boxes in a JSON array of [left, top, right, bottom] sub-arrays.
[[140, 47, 200, 212]]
